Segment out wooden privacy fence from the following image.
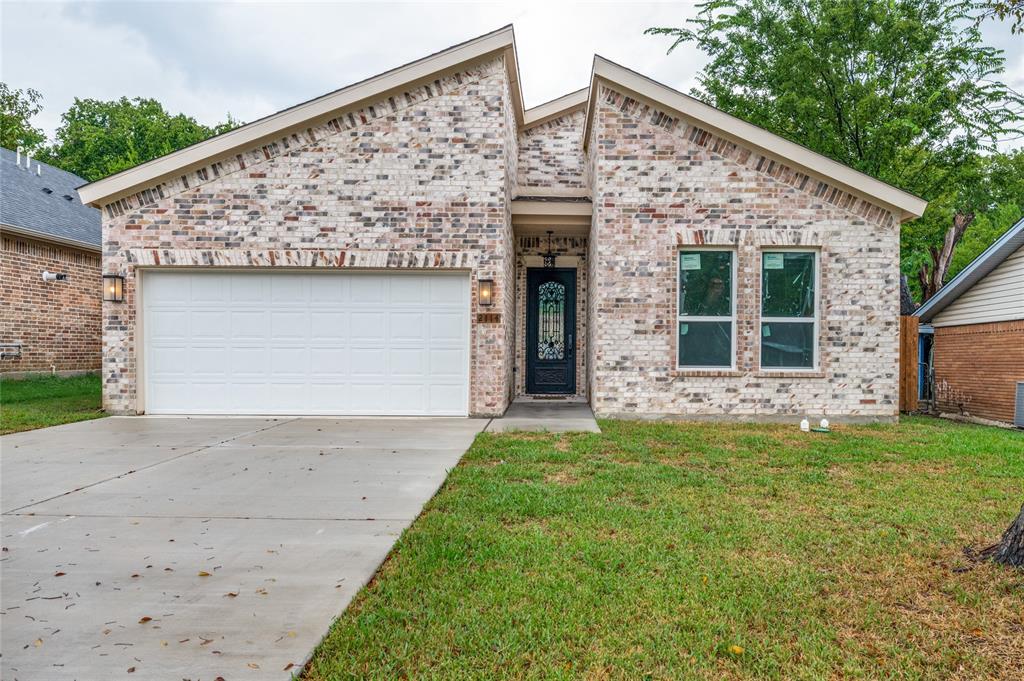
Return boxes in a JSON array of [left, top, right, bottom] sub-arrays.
[[899, 315, 919, 413]]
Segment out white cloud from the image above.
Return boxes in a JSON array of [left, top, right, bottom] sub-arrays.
[[1, 0, 1020, 154]]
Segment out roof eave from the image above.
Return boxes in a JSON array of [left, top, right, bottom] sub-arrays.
[[522, 88, 589, 129], [914, 216, 1024, 322], [583, 56, 927, 222], [0, 222, 102, 252], [79, 25, 523, 208]]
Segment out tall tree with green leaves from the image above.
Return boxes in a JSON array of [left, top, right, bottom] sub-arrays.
[[45, 97, 239, 182], [0, 83, 47, 154], [647, 0, 1023, 301]]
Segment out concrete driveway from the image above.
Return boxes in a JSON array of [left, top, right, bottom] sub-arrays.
[[1, 416, 484, 680]]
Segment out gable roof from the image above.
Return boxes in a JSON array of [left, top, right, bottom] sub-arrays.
[[914, 215, 1024, 323], [584, 56, 927, 223], [78, 25, 523, 207], [78, 27, 927, 223], [0, 147, 101, 250]]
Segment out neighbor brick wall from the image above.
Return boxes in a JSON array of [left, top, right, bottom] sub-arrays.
[[588, 85, 901, 421], [933, 320, 1024, 424], [1, 234, 101, 374], [100, 56, 517, 416]]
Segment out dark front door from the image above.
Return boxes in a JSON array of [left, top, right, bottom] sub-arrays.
[[526, 268, 576, 394]]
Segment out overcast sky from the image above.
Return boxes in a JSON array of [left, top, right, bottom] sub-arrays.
[[2, 1, 1022, 150]]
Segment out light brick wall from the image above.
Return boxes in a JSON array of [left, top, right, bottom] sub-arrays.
[[933, 320, 1024, 424], [516, 110, 588, 194], [588, 85, 901, 422], [1, 234, 101, 374], [100, 57, 517, 416]]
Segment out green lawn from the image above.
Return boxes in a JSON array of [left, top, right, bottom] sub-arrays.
[[0, 374, 105, 434], [305, 417, 1024, 680]]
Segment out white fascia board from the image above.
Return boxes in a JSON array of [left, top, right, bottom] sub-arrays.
[[523, 88, 589, 129], [0, 223, 101, 252], [79, 26, 521, 207], [585, 56, 927, 222]]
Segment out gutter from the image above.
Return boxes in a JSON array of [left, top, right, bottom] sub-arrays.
[[0, 222, 102, 253]]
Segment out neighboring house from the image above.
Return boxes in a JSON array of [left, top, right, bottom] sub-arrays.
[[77, 26, 926, 420], [915, 217, 1024, 427], [1, 147, 102, 376]]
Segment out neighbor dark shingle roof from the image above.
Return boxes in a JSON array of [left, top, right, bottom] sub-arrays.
[[0, 147, 101, 248]]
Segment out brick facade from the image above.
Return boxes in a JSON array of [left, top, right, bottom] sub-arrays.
[[100, 56, 517, 416], [933, 320, 1024, 424], [1, 234, 101, 374], [95, 61, 906, 422], [587, 85, 901, 421], [516, 110, 588, 194]]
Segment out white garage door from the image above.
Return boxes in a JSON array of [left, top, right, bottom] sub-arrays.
[[142, 271, 470, 415]]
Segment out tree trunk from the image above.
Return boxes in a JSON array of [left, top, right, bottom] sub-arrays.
[[979, 503, 1024, 567], [918, 211, 974, 302]]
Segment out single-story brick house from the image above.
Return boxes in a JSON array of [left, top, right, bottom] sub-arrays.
[[1, 147, 102, 376], [915, 216, 1024, 427], [78, 26, 926, 420]]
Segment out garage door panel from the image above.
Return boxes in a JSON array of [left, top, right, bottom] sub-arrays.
[[390, 312, 426, 342], [391, 276, 427, 304], [351, 312, 386, 342], [271, 311, 308, 340], [144, 271, 468, 415], [429, 312, 466, 342], [350, 276, 386, 303], [191, 274, 229, 303], [310, 347, 348, 374], [350, 348, 386, 376]]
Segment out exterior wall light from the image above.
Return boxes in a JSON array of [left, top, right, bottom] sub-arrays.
[[478, 278, 494, 307], [103, 274, 125, 302]]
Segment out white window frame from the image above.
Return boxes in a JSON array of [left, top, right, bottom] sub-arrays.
[[677, 247, 737, 370], [759, 248, 820, 371]]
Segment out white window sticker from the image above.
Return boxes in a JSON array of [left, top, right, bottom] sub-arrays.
[[680, 253, 701, 270], [764, 253, 784, 270], [762, 324, 771, 337], [679, 323, 689, 335]]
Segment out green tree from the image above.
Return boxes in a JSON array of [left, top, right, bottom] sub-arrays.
[[647, 0, 1023, 301], [46, 97, 239, 182], [0, 83, 47, 154]]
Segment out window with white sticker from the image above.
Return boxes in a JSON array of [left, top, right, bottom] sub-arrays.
[[677, 250, 735, 368], [760, 251, 818, 369]]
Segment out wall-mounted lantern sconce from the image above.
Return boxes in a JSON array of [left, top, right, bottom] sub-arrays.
[[103, 274, 125, 302], [478, 278, 494, 307]]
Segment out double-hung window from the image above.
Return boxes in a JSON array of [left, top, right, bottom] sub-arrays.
[[760, 250, 818, 369], [677, 249, 735, 368]]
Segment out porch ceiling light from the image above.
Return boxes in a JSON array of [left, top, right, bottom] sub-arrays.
[[103, 274, 125, 303], [478, 278, 494, 307]]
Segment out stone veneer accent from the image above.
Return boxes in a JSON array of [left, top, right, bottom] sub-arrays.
[[514, 235, 588, 397], [516, 110, 588, 194], [101, 56, 517, 416], [1, 235, 101, 374], [588, 85, 901, 421]]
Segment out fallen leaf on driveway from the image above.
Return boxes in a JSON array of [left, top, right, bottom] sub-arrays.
[[127, 667, 135, 673], [54, 572, 66, 577], [284, 663, 295, 671], [138, 616, 152, 624], [248, 662, 260, 669], [224, 592, 238, 598], [198, 571, 212, 577], [33, 638, 43, 647]]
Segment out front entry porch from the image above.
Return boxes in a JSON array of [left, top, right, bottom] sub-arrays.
[[486, 396, 600, 432]]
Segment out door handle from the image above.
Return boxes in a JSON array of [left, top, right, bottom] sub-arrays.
[[568, 332, 574, 358]]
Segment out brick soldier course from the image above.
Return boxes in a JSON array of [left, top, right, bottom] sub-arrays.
[[79, 27, 927, 420]]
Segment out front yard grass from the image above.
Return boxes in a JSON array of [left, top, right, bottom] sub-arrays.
[[305, 416, 1023, 680], [0, 374, 105, 434]]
